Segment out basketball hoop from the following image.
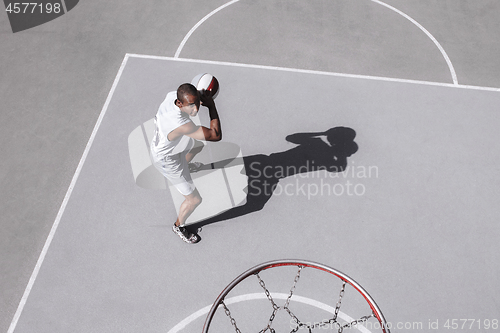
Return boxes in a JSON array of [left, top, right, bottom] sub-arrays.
[[203, 259, 390, 333]]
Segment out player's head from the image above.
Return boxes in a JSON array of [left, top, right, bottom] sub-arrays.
[[176, 83, 200, 117]]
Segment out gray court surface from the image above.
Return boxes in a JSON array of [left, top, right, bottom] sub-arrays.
[[10, 56, 500, 332], [2, 0, 500, 332]]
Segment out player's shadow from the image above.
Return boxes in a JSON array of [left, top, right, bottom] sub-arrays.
[[186, 127, 358, 232]]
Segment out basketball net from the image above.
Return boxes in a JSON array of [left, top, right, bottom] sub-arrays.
[[203, 260, 390, 333]]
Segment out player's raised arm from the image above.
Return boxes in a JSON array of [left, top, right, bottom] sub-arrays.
[[181, 90, 221, 142], [200, 89, 222, 141]]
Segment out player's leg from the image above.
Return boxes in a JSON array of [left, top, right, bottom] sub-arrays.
[[186, 139, 204, 163], [175, 188, 202, 226], [153, 147, 202, 243], [173, 151, 201, 226], [186, 140, 205, 172], [172, 188, 202, 243]]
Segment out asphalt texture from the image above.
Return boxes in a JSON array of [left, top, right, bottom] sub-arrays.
[[1, 1, 499, 332]]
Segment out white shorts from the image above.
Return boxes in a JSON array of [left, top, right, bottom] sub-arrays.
[[151, 139, 196, 196]]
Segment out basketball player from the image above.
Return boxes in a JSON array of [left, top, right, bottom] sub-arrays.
[[150, 83, 221, 243]]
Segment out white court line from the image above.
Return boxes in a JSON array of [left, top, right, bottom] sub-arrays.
[[8, 49, 497, 332], [7, 54, 132, 333], [60, 0, 68, 13], [174, 0, 459, 85], [128, 53, 500, 92], [174, 0, 241, 58], [371, 0, 458, 85], [167, 293, 373, 333]]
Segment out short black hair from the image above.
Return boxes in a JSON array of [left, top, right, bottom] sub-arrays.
[[177, 83, 199, 103]]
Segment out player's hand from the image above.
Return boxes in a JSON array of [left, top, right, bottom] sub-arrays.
[[199, 89, 215, 108]]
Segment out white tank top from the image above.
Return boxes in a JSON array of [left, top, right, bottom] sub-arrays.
[[150, 91, 192, 158]]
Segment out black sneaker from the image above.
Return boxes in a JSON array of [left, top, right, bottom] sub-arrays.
[[172, 223, 200, 244]]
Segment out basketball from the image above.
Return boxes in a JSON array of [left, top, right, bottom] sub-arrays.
[[191, 73, 219, 99]]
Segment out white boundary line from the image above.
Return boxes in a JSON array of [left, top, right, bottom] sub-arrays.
[[370, 0, 458, 85], [128, 53, 500, 92], [174, 0, 459, 85], [60, 0, 68, 13], [7, 54, 131, 333], [167, 293, 373, 333], [8, 49, 498, 332], [174, 0, 241, 58]]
